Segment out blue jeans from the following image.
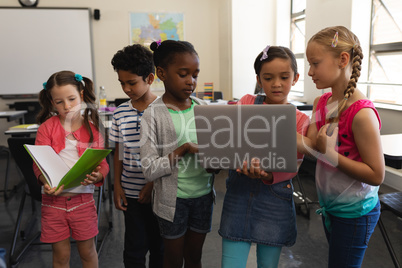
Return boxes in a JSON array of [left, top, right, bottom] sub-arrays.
[[322, 200, 380, 268], [123, 198, 164, 268], [0, 248, 6, 268]]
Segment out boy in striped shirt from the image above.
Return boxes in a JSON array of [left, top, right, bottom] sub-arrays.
[[109, 44, 163, 268]]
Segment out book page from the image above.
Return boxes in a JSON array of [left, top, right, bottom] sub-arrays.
[[24, 144, 69, 187]]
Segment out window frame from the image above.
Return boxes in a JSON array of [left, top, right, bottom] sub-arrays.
[[365, 0, 402, 110], [289, 0, 306, 98]]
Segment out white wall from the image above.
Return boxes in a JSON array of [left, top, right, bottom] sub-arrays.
[[218, 0, 233, 100], [231, 0, 291, 99], [304, 0, 353, 104]]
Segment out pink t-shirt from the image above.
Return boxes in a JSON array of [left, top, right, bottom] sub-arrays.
[[238, 94, 310, 184]]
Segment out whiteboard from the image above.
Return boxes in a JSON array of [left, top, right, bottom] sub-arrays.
[[0, 8, 94, 96]]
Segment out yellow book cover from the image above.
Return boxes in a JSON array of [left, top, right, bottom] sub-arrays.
[[9, 124, 39, 130]]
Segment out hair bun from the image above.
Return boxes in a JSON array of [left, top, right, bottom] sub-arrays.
[[150, 41, 158, 52]]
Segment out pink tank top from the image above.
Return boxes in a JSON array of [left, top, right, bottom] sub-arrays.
[[315, 92, 381, 162]]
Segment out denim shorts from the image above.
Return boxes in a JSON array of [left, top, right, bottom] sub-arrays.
[[156, 191, 214, 239]]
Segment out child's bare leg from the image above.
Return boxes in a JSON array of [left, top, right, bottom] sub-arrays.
[[184, 230, 207, 268], [52, 238, 71, 268], [163, 236, 185, 268], [76, 237, 98, 268]]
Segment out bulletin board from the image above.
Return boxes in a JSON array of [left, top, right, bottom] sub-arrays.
[[0, 7, 94, 97]]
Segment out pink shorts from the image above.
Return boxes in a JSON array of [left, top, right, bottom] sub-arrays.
[[41, 193, 98, 243]]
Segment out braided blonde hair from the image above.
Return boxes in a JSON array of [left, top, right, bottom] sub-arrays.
[[308, 26, 363, 123]]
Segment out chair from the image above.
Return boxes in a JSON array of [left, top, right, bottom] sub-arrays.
[[114, 98, 130, 107], [293, 157, 319, 219], [0, 146, 11, 200], [13, 101, 41, 124], [7, 137, 43, 266], [377, 192, 402, 268], [94, 184, 113, 255]]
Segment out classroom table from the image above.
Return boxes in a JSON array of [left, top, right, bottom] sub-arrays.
[[4, 128, 37, 136], [99, 111, 114, 121], [0, 110, 27, 124], [381, 133, 402, 169]]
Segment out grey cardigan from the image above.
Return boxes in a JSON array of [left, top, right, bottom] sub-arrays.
[[140, 96, 209, 222]]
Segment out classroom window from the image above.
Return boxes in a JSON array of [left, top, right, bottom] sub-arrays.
[[290, 0, 306, 97], [367, 0, 402, 108]]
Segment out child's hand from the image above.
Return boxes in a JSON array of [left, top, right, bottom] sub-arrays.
[[39, 174, 64, 196], [186, 142, 198, 154], [82, 165, 103, 186], [170, 142, 199, 166], [43, 183, 64, 196], [138, 182, 153, 204], [236, 158, 273, 183], [316, 124, 339, 165], [316, 124, 338, 153], [113, 183, 127, 211]]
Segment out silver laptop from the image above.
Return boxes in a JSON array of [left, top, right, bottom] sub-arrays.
[[194, 104, 297, 172]]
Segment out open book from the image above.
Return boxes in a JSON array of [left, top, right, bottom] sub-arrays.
[[24, 144, 111, 190]]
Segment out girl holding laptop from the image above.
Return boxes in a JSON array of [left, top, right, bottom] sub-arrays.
[[219, 46, 310, 268]]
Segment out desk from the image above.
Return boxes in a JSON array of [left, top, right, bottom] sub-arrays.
[[381, 134, 402, 169], [0, 111, 27, 124], [205, 99, 228, 105], [5, 128, 37, 136], [99, 111, 114, 121], [5, 121, 111, 136]]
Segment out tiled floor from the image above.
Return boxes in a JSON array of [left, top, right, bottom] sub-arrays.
[[0, 156, 401, 268]]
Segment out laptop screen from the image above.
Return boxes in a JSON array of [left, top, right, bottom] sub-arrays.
[[194, 104, 297, 172]]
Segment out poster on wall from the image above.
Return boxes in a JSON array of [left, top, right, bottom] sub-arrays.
[[130, 12, 184, 91]]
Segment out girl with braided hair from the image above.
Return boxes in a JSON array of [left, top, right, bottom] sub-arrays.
[[303, 26, 384, 267]]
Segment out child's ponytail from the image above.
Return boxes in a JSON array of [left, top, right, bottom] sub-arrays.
[[80, 76, 101, 145], [37, 87, 54, 124]]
